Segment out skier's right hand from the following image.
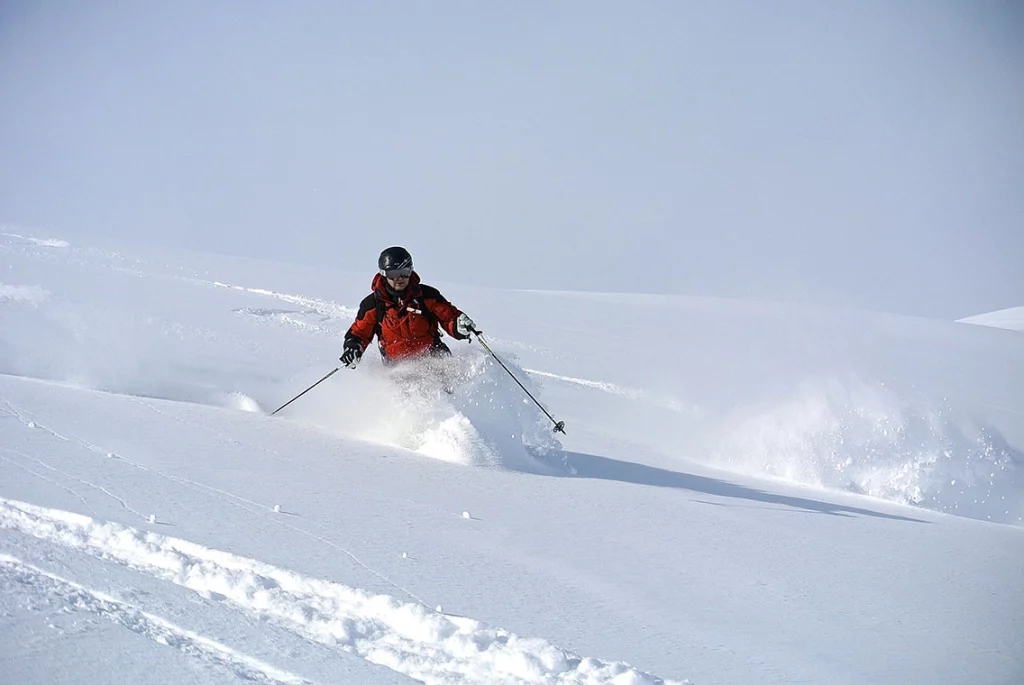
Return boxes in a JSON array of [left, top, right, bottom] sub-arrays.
[[340, 340, 362, 369]]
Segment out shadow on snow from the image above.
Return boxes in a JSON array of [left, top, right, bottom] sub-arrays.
[[560, 450, 927, 523]]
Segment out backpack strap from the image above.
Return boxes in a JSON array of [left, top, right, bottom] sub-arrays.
[[374, 294, 388, 360], [373, 294, 386, 340]]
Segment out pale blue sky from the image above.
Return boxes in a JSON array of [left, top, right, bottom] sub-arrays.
[[1, 1, 1021, 318]]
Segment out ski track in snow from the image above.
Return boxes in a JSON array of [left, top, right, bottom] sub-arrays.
[[0, 443, 149, 522], [0, 554, 311, 685], [232, 307, 339, 336], [1, 232, 355, 326], [0, 449, 102, 519], [2, 399, 151, 522], [0, 231, 71, 248], [1, 396, 431, 609], [209, 280, 353, 317], [0, 498, 687, 685], [131, 395, 300, 468]]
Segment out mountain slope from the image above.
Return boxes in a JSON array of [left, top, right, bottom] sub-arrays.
[[1, 229, 1023, 684]]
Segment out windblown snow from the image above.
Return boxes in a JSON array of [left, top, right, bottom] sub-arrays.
[[0, 283, 50, 306], [1, 229, 1023, 685]]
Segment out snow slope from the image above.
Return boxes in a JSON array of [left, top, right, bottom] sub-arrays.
[[1, 228, 1023, 685], [958, 306, 1024, 333]]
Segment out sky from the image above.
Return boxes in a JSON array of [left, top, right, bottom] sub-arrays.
[[1, 0, 1022, 318]]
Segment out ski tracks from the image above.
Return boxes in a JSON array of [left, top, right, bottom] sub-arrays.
[[2, 395, 431, 607], [1, 398, 687, 684], [0, 498, 685, 685], [208, 280, 356, 322], [0, 553, 310, 684], [2, 398, 154, 523]]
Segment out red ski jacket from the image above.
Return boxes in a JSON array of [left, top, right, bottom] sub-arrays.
[[344, 272, 466, 361]]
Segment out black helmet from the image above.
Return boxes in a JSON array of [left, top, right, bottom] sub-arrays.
[[378, 246, 413, 277]]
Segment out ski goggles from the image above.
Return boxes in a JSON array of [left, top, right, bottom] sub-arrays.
[[382, 267, 413, 280]]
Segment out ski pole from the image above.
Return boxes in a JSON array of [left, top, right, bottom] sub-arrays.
[[270, 367, 339, 416], [471, 330, 566, 434]]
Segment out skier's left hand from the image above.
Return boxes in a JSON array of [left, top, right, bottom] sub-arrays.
[[456, 313, 478, 338]]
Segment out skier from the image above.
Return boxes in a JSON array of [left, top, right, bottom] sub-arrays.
[[340, 246, 477, 368]]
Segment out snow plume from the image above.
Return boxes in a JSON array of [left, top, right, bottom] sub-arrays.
[[0, 283, 50, 305], [712, 374, 1024, 525], [292, 351, 565, 473], [222, 391, 265, 413], [0, 283, 72, 382]]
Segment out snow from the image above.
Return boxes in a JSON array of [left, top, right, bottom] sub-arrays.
[[0, 230, 71, 249], [958, 306, 1024, 333], [0, 554, 312, 685], [1, 499, 678, 685], [0, 284, 50, 306], [1, 231, 1023, 684]]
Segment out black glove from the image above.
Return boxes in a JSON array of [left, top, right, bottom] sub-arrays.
[[340, 340, 363, 368]]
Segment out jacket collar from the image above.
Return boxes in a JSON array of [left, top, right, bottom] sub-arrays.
[[372, 271, 422, 306]]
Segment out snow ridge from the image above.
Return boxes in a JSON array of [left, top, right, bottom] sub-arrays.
[[210, 280, 357, 321], [0, 498, 687, 685], [0, 231, 70, 248], [0, 554, 310, 684]]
